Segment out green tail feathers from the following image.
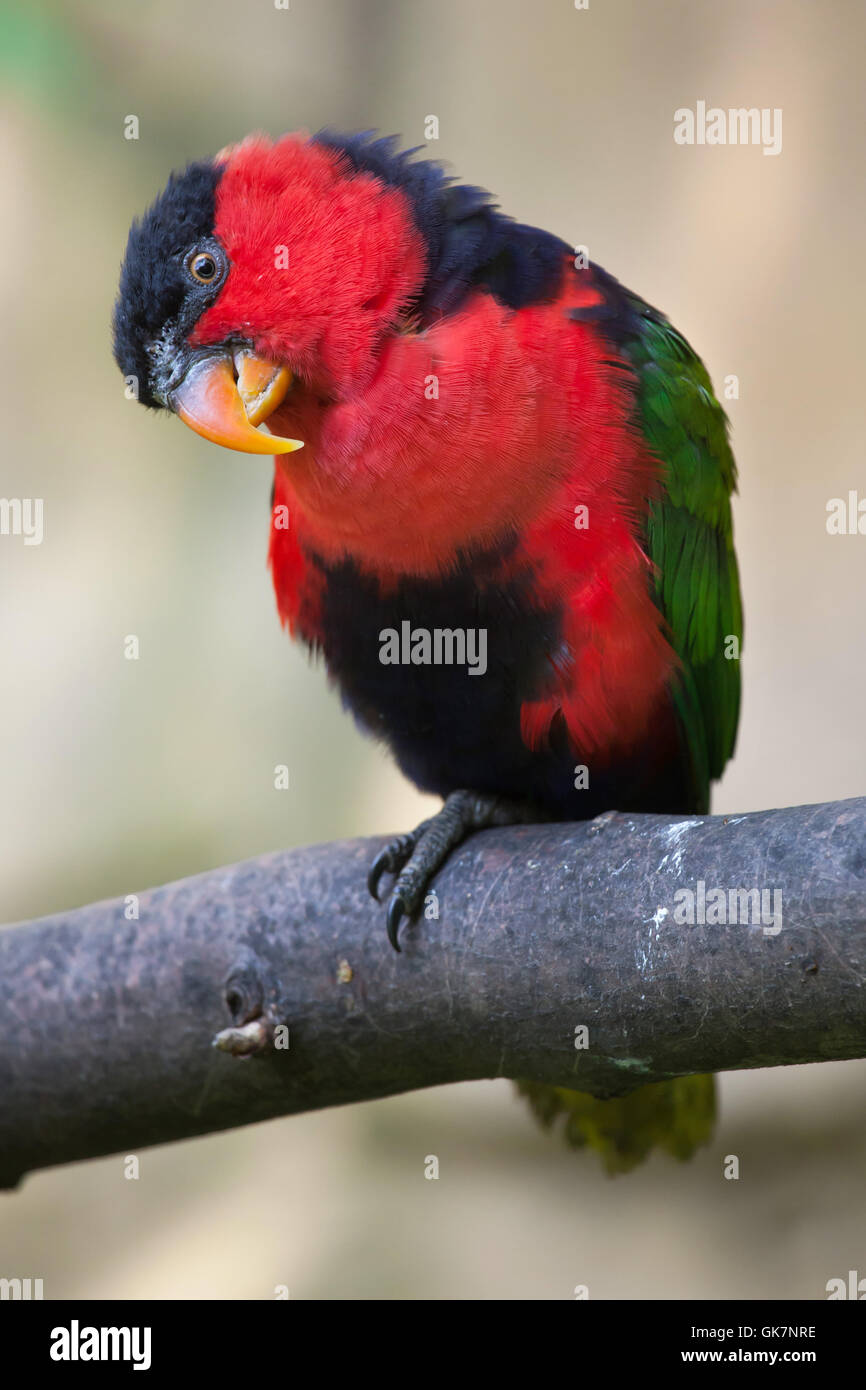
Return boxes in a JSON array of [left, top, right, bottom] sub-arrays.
[[515, 1075, 716, 1175]]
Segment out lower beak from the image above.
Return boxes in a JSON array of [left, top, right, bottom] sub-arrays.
[[168, 348, 303, 455]]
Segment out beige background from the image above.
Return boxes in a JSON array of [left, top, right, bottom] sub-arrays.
[[0, 0, 864, 1298]]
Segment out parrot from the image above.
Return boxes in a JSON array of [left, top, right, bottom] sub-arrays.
[[112, 130, 742, 1173]]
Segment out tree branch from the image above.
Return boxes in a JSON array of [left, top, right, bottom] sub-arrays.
[[1, 798, 864, 1188]]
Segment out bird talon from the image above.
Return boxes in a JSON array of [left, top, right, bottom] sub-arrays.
[[367, 847, 393, 902], [386, 895, 406, 952]]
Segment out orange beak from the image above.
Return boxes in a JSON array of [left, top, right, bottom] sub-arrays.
[[169, 348, 303, 455]]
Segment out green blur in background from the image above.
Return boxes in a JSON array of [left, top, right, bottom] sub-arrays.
[[0, 0, 865, 1298]]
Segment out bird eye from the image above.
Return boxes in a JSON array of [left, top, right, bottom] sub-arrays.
[[186, 250, 220, 284]]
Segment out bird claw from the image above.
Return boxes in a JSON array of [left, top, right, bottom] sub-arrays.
[[367, 846, 394, 902], [367, 829, 423, 905], [368, 826, 431, 951], [367, 825, 431, 947], [368, 791, 540, 953], [386, 895, 406, 953]]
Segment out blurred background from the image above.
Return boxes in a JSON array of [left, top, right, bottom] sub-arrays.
[[1, 0, 864, 1299]]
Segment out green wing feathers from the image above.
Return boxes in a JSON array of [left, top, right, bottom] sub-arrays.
[[628, 305, 743, 810]]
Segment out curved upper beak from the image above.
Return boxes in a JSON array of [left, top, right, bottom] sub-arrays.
[[168, 348, 303, 455]]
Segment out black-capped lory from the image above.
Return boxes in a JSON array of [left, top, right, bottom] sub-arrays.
[[113, 131, 742, 1172]]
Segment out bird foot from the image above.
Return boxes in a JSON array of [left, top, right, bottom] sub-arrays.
[[368, 789, 543, 951]]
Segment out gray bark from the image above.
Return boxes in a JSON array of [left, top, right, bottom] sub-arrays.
[[1, 797, 864, 1189]]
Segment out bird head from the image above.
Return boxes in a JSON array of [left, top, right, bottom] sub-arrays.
[[113, 131, 575, 571], [112, 132, 429, 456]]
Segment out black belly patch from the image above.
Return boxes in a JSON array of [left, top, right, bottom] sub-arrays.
[[311, 548, 564, 797], [306, 548, 697, 819]]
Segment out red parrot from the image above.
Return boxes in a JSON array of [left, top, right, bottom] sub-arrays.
[[113, 131, 742, 1171]]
